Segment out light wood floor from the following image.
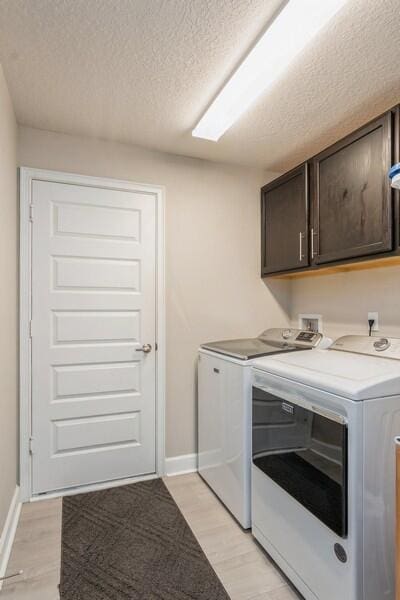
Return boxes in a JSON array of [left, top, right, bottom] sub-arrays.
[[2, 497, 61, 599], [2, 473, 300, 600]]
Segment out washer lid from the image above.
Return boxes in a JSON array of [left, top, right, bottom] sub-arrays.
[[200, 328, 323, 360], [252, 348, 400, 400], [200, 338, 298, 360]]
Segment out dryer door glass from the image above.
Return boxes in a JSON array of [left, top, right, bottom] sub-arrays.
[[252, 386, 348, 537]]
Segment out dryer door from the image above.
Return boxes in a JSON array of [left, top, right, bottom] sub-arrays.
[[252, 384, 348, 537]]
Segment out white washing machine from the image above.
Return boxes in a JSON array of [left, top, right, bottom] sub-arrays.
[[251, 334, 400, 600], [198, 328, 324, 528]]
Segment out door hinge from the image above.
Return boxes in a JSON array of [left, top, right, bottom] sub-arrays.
[[29, 320, 33, 338], [29, 204, 34, 222], [29, 437, 34, 455], [155, 342, 158, 351]]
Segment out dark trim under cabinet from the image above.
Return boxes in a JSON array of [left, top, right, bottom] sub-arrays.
[[312, 111, 394, 265], [261, 163, 309, 275]]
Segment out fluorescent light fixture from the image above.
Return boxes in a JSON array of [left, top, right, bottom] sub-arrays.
[[192, 0, 348, 141]]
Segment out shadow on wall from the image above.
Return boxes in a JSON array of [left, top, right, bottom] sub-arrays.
[[262, 277, 292, 324]]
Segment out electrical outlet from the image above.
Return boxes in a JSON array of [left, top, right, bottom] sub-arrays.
[[368, 312, 379, 331]]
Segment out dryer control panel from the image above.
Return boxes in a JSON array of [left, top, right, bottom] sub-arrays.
[[331, 335, 400, 360]]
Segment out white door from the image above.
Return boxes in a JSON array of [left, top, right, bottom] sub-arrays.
[[31, 179, 157, 494]]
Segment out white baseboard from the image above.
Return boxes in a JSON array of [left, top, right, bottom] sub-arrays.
[[0, 485, 22, 590], [165, 453, 198, 476]]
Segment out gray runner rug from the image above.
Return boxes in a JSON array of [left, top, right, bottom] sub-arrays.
[[59, 478, 230, 600]]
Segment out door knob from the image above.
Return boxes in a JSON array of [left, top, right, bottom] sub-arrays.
[[136, 343, 152, 354]]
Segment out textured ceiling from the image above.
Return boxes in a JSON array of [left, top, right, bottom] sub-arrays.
[[0, 0, 399, 170]]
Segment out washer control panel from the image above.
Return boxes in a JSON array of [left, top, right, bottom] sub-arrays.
[[258, 328, 322, 348], [296, 331, 319, 343], [331, 335, 400, 360]]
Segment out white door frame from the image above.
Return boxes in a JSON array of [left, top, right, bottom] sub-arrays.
[[19, 167, 166, 502]]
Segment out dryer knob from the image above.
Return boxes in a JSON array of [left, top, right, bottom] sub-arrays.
[[373, 338, 390, 352]]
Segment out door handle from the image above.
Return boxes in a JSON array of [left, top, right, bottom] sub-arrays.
[[136, 343, 152, 354]]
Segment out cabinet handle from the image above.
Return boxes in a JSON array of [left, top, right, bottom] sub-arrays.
[[311, 228, 317, 259], [299, 232, 305, 261]]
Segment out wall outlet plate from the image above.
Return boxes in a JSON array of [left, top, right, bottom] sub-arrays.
[[368, 312, 379, 331], [298, 314, 322, 333]]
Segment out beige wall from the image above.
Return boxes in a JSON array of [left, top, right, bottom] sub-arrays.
[[17, 126, 400, 466], [18, 126, 290, 458], [290, 265, 400, 340], [0, 66, 18, 533]]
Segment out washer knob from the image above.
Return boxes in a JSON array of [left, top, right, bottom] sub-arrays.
[[373, 338, 390, 352], [282, 329, 292, 340]]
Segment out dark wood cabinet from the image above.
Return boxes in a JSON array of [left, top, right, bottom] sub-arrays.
[[312, 113, 394, 265], [261, 164, 309, 275], [261, 106, 399, 277]]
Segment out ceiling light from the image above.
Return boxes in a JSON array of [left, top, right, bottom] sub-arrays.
[[192, 0, 348, 142]]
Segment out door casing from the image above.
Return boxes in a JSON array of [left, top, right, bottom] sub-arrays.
[[19, 167, 166, 502]]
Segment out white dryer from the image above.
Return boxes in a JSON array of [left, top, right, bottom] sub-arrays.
[[251, 335, 400, 600], [198, 328, 324, 528]]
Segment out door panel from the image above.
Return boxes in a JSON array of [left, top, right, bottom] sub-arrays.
[[54, 202, 141, 239], [31, 179, 157, 493], [261, 164, 309, 275], [53, 412, 140, 454], [53, 256, 140, 290], [313, 113, 393, 264], [53, 362, 139, 398], [53, 310, 140, 344]]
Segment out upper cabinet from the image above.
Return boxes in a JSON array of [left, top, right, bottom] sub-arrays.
[[261, 164, 309, 275], [261, 106, 399, 277], [312, 113, 394, 265]]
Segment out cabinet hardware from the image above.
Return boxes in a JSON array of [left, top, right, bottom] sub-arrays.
[[299, 232, 305, 261], [311, 228, 317, 259]]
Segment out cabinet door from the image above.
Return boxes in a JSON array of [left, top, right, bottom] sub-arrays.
[[261, 163, 309, 275], [312, 113, 393, 265]]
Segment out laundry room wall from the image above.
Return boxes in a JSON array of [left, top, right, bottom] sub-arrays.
[[290, 265, 400, 339], [0, 64, 18, 535], [18, 126, 291, 461]]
